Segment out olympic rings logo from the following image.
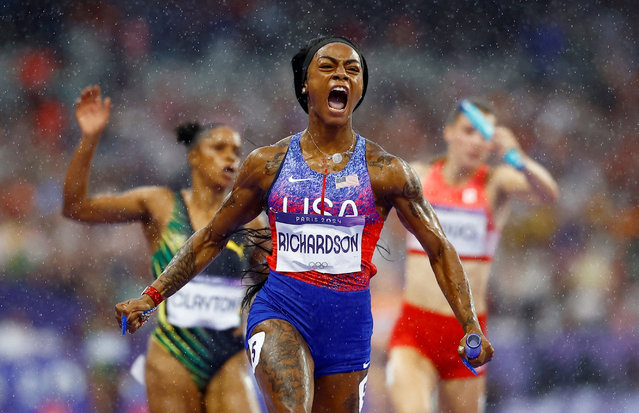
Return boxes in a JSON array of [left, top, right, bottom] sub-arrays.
[[308, 262, 329, 269]]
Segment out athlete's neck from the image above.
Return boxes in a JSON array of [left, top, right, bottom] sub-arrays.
[[305, 117, 354, 154], [441, 158, 477, 187], [187, 176, 228, 213]]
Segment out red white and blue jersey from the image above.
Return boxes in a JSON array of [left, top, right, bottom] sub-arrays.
[[266, 131, 384, 291], [406, 160, 499, 261]]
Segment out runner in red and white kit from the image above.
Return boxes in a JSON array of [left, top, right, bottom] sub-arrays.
[[387, 99, 559, 413]]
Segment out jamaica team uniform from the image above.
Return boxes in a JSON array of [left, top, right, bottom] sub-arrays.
[[151, 192, 250, 392], [246, 131, 384, 376]]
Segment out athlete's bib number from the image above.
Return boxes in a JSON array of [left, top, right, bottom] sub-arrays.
[[166, 275, 243, 330], [435, 207, 487, 256], [407, 206, 488, 257], [275, 212, 364, 274]]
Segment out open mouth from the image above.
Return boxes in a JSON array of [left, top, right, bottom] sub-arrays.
[[328, 86, 348, 111]]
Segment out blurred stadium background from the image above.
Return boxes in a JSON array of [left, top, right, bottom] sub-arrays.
[[1, 1, 638, 412]]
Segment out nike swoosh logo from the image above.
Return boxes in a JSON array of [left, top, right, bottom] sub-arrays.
[[363, 361, 370, 369], [288, 177, 313, 183]]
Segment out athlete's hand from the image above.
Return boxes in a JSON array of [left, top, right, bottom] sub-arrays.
[[76, 84, 111, 138], [458, 331, 494, 367], [115, 294, 155, 334], [492, 126, 521, 159]]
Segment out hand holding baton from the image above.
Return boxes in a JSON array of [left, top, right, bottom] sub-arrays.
[[460, 333, 482, 375], [121, 307, 157, 335], [459, 99, 525, 171], [459, 99, 494, 140], [121, 285, 164, 335]]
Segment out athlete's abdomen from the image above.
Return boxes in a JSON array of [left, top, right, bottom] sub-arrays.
[[403, 253, 491, 314]]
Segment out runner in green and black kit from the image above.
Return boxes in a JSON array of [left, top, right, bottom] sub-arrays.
[[64, 85, 262, 413], [151, 191, 249, 392]]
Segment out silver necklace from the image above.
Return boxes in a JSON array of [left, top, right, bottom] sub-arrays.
[[305, 129, 356, 164]]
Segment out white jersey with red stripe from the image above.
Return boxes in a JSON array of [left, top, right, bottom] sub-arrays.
[[406, 160, 499, 261]]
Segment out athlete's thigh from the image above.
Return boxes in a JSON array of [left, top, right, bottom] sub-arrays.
[[312, 370, 369, 413], [247, 318, 314, 413], [145, 338, 203, 413], [386, 346, 439, 413], [438, 376, 486, 413], [204, 351, 261, 413]]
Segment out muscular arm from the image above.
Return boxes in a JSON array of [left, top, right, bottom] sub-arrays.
[[389, 161, 480, 332], [369, 145, 492, 363], [492, 126, 559, 204], [117, 142, 287, 331], [494, 157, 559, 204], [63, 85, 156, 223]]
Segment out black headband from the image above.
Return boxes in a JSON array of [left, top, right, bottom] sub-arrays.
[[291, 36, 368, 113]]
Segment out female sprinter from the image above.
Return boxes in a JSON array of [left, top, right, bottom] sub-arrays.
[[114, 37, 494, 413], [63, 85, 262, 413], [386, 99, 558, 413]]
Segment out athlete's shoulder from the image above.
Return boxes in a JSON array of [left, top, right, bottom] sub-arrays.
[[364, 139, 419, 202], [235, 136, 293, 191], [486, 163, 509, 182], [244, 136, 292, 166], [364, 139, 411, 177], [132, 185, 174, 206], [136, 186, 176, 219], [364, 139, 404, 170]]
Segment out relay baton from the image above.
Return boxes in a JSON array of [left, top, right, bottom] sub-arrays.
[[459, 99, 494, 140], [461, 333, 482, 375], [121, 307, 158, 335], [459, 99, 525, 170]]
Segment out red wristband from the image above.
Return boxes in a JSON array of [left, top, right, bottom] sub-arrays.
[[142, 286, 164, 307]]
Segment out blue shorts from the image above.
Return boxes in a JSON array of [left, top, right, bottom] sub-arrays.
[[246, 270, 372, 377]]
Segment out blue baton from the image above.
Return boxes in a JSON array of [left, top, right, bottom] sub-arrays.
[[121, 307, 157, 335], [459, 99, 494, 140], [461, 333, 482, 375], [459, 99, 525, 171]]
